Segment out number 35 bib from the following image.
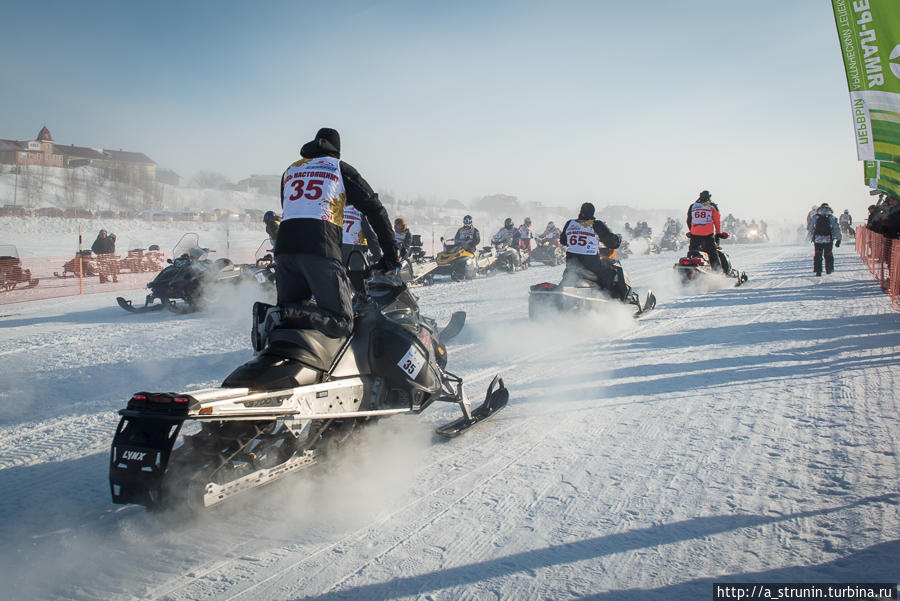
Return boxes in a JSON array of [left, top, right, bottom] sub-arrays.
[[281, 157, 346, 227]]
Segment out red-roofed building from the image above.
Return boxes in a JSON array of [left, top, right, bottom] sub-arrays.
[[0, 126, 157, 180]]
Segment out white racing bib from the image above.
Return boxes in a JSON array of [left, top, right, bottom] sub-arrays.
[[342, 205, 367, 246], [564, 220, 600, 255], [282, 156, 346, 227], [690, 202, 714, 225]]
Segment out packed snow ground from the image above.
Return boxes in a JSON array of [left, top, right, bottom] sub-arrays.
[[0, 241, 898, 601]]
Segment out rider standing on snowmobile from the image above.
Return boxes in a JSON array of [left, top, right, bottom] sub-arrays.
[[453, 215, 481, 252], [275, 127, 398, 338], [559, 202, 629, 301], [686, 190, 723, 273], [808, 202, 842, 276]]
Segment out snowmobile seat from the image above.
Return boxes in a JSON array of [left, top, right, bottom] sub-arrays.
[[265, 328, 346, 371], [222, 329, 349, 390]]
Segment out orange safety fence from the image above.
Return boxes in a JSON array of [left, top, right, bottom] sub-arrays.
[[0, 246, 261, 306], [854, 226, 899, 311]]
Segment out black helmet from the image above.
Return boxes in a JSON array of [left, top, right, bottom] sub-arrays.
[[524, 217, 532, 226], [578, 203, 595, 220], [504, 217, 514, 228], [463, 214, 473, 226], [699, 190, 711, 202], [263, 210, 275, 224]]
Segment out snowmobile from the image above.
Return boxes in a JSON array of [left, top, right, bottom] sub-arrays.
[[118, 244, 166, 274], [529, 238, 565, 266], [244, 240, 278, 292], [54, 249, 100, 278], [489, 241, 526, 273], [116, 233, 252, 314], [408, 234, 429, 264], [673, 233, 748, 287], [0, 245, 39, 291], [431, 236, 482, 281], [528, 256, 656, 320], [657, 231, 681, 252], [109, 259, 508, 511]]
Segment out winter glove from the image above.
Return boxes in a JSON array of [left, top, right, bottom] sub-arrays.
[[373, 255, 400, 273], [835, 239, 841, 248]]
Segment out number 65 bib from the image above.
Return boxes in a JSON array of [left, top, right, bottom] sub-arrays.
[[564, 220, 600, 255]]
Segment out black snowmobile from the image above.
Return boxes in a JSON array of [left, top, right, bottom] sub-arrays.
[[489, 241, 526, 273], [529, 238, 565, 266], [528, 258, 656, 319], [673, 233, 748, 286], [109, 259, 508, 511], [116, 233, 253, 314]]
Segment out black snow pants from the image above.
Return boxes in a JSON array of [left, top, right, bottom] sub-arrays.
[[813, 242, 834, 275], [275, 253, 354, 338], [688, 234, 721, 271], [563, 254, 630, 301]]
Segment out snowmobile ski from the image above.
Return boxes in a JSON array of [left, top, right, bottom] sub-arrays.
[[435, 375, 508, 438], [734, 271, 749, 287], [117, 296, 166, 313], [633, 290, 657, 317], [439, 311, 466, 342]]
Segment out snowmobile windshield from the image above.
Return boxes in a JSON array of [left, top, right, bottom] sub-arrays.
[[172, 233, 202, 261], [0, 244, 20, 259], [254, 239, 273, 262]]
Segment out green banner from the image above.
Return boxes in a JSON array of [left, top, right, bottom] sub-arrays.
[[832, 0, 900, 161], [864, 160, 900, 196]]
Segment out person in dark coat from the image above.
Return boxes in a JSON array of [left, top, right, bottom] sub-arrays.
[[91, 229, 118, 283], [273, 127, 398, 339], [559, 202, 630, 301], [807, 202, 842, 276]]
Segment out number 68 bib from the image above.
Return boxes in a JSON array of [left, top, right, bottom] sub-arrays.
[[281, 156, 346, 227]]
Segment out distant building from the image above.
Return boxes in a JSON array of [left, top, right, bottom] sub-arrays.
[[0, 126, 157, 180], [235, 174, 280, 196]]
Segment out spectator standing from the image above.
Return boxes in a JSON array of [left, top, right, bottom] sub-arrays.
[[91, 229, 118, 283], [807, 202, 841, 276]]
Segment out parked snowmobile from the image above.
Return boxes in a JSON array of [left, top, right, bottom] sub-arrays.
[[673, 233, 748, 287], [118, 244, 166, 274], [116, 233, 250, 313], [408, 234, 429, 264], [109, 261, 508, 511], [530, 238, 565, 266], [54, 249, 100, 278], [528, 257, 655, 319], [0, 245, 39, 291]]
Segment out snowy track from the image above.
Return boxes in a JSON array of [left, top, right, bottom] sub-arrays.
[[1, 243, 898, 600]]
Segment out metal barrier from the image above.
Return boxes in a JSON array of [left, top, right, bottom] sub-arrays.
[[0, 246, 261, 306], [855, 226, 899, 311]]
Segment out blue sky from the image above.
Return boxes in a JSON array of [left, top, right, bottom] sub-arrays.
[[0, 0, 869, 220]]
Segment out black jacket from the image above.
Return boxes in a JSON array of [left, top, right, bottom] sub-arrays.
[[92, 234, 115, 255], [276, 144, 396, 264]]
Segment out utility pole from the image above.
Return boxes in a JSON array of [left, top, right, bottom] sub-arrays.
[[13, 161, 18, 207]]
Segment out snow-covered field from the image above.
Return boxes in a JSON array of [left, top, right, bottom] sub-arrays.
[[0, 240, 898, 600]]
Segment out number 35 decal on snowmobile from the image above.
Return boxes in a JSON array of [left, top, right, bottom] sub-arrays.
[[398, 345, 426, 378]]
